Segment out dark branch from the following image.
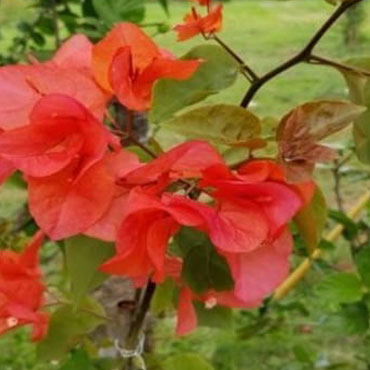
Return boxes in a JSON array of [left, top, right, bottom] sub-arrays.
[[240, 0, 366, 108]]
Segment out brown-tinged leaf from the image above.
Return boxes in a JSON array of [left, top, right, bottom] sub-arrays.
[[277, 100, 365, 181]]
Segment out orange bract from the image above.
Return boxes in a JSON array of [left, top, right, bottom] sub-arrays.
[[92, 23, 200, 111], [174, 4, 223, 41]]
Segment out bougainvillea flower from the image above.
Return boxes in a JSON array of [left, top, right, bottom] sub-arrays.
[[123, 140, 223, 186], [100, 190, 191, 281], [0, 129, 15, 185], [191, 0, 212, 6], [0, 157, 14, 185], [176, 286, 261, 336], [85, 149, 142, 242], [52, 34, 93, 71], [92, 23, 201, 111], [0, 94, 112, 178], [222, 227, 293, 303], [0, 36, 109, 130], [28, 155, 117, 241], [0, 231, 49, 341], [201, 160, 312, 235], [101, 189, 270, 280], [174, 4, 223, 41]]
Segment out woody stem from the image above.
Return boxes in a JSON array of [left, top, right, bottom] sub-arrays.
[[123, 280, 156, 370], [240, 0, 366, 108]]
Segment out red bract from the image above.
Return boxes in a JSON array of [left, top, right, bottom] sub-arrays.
[[0, 94, 111, 178], [0, 129, 15, 185], [123, 140, 223, 187], [201, 160, 314, 235], [0, 158, 14, 185], [92, 23, 201, 111], [100, 189, 201, 281], [0, 94, 122, 240], [85, 149, 142, 242], [0, 35, 109, 130], [28, 156, 115, 240], [174, 4, 223, 41], [191, 0, 212, 5], [0, 231, 49, 341]]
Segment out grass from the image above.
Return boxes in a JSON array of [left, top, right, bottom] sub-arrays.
[[1, 1, 370, 369]]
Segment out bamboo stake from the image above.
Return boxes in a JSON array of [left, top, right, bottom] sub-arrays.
[[273, 190, 370, 301]]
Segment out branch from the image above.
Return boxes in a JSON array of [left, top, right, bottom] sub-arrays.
[[125, 281, 156, 350], [212, 35, 259, 82], [240, 0, 366, 108], [309, 54, 370, 77], [273, 189, 370, 301]]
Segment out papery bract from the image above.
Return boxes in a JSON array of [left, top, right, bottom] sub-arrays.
[[0, 231, 49, 341], [123, 140, 223, 186], [85, 149, 142, 242], [28, 156, 116, 241], [0, 35, 109, 130], [92, 23, 200, 111], [0, 94, 112, 178], [174, 4, 223, 41]]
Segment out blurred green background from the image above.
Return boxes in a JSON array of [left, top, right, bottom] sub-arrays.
[[1, 1, 370, 369]]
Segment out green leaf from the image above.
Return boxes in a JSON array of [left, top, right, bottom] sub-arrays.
[[160, 104, 261, 147], [339, 57, 370, 105], [173, 227, 208, 257], [328, 209, 359, 241], [353, 108, 370, 164], [337, 57, 370, 164], [92, 0, 145, 25], [163, 354, 215, 370], [294, 186, 327, 253], [65, 235, 114, 304], [59, 349, 96, 370], [37, 298, 105, 361], [355, 244, 370, 288], [180, 229, 234, 295], [316, 272, 363, 308], [336, 302, 369, 334], [193, 302, 233, 330], [150, 45, 239, 124], [151, 278, 176, 314]]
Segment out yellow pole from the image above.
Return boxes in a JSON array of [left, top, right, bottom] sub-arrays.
[[273, 190, 370, 301]]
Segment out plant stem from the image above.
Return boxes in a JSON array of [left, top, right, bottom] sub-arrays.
[[125, 281, 156, 350], [309, 54, 370, 77], [212, 35, 259, 82], [240, 0, 366, 108]]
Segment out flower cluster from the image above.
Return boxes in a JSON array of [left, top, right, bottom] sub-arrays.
[[0, 23, 200, 339], [0, 16, 313, 340]]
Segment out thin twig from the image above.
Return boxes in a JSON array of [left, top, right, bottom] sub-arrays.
[[309, 54, 370, 77], [128, 136, 157, 158], [240, 0, 366, 108], [125, 281, 156, 351], [212, 35, 259, 82]]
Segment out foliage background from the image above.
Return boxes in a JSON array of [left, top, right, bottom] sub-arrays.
[[1, 0, 370, 369]]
